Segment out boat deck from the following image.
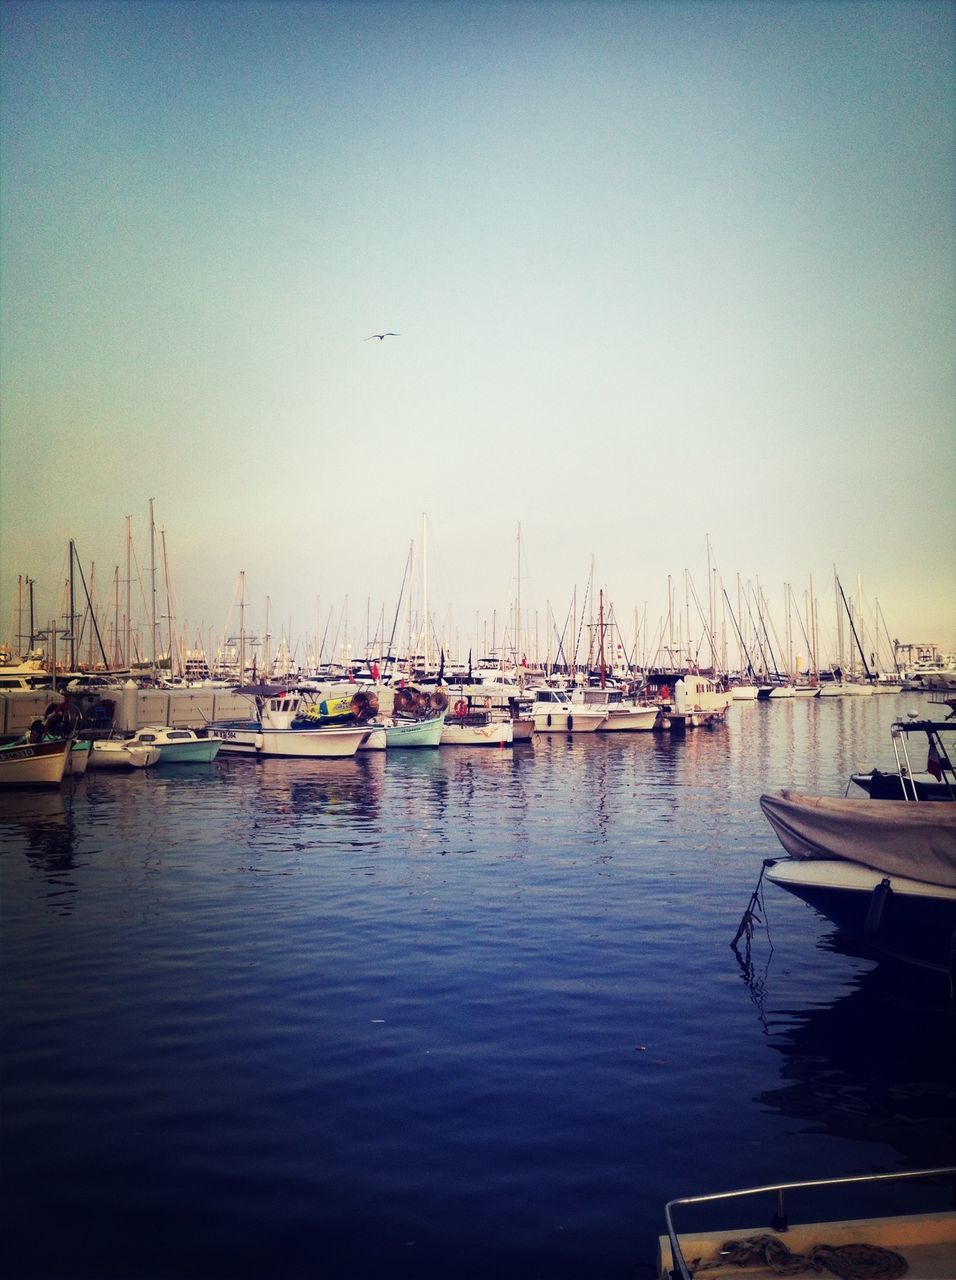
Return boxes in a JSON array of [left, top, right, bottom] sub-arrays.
[[658, 1211, 956, 1279]]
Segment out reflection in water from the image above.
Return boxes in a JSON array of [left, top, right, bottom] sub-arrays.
[[755, 955, 956, 1171], [0, 790, 78, 914]]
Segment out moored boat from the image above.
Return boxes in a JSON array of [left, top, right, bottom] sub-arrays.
[[0, 736, 72, 786], [128, 726, 222, 764], [90, 739, 162, 769], [759, 789, 956, 973], [659, 1168, 956, 1280], [384, 713, 445, 748], [528, 687, 606, 733], [441, 697, 513, 746], [570, 686, 659, 731], [208, 692, 369, 758], [850, 718, 955, 801]]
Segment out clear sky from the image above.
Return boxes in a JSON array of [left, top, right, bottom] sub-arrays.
[[2, 0, 954, 668]]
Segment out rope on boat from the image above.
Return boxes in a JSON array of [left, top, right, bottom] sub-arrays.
[[688, 1232, 908, 1278], [731, 861, 772, 952]]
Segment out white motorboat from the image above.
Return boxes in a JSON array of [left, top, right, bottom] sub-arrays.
[[128, 726, 221, 764], [0, 736, 72, 786], [90, 739, 161, 769], [660, 1167, 956, 1280], [527, 687, 606, 733], [208, 692, 369, 758], [570, 686, 659, 731]]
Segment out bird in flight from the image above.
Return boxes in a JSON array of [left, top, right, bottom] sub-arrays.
[[366, 332, 399, 340]]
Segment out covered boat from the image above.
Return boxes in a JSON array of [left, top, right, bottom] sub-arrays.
[[759, 790, 956, 974]]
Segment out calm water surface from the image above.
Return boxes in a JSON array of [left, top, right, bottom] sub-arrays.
[[2, 694, 954, 1279]]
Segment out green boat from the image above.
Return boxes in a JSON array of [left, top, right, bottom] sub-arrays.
[[384, 714, 445, 748]]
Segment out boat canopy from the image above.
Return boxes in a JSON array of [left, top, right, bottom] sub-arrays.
[[760, 790, 956, 888]]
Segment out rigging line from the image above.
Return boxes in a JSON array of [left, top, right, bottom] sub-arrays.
[[72, 545, 110, 669], [722, 587, 755, 678], [572, 562, 593, 669], [836, 574, 873, 678]]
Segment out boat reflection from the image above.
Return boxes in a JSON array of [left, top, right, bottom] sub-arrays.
[[752, 950, 955, 1172], [0, 789, 78, 913]]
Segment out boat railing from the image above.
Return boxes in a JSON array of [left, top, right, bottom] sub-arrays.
[[663, 1166, 956, 1280], [890, 719, 956, 801]]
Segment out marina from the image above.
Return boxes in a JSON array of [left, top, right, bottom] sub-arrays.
[[2, 691, 954, 1279]]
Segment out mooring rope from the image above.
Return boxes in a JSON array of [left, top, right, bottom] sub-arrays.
[[689, 1232, 908, 1278]]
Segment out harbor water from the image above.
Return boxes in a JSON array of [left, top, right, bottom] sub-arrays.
[[2, 693, 954, 1279]]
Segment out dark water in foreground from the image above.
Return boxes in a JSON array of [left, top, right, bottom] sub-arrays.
[[2, 694, 954, 1279]]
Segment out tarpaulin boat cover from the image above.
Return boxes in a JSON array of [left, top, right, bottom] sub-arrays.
[[760, 790, 956, 888]]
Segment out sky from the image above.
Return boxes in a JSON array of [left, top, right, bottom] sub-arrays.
[[2, 0, 954, 669]]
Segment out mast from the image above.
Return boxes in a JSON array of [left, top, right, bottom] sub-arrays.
[[149, 498, 158, 672], [124, 515, 132, 670], [68, 539, 77, 669], [422, 512, 428, 674], [238, 571, 246, 687], [599, 589, 606, 688], [516, 522, 521, 670], [161, 528, 176, 677]]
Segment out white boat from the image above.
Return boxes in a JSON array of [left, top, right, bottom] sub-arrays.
[[759, 789, 956, 973], [358, 726, 387, 751], [730, 683, 759, 701], [128, 726, 221, 764], [0, 736, 71, 786], [673, 675, 731, 717], [818, 680, 874, 697], [90, 739, 162, 769], [527, 687, 606, 733], [208, 692, 369, 758], [660, 1168, 956, 1280], [441, 697, 513, 746], [570, 686, 659, 731]]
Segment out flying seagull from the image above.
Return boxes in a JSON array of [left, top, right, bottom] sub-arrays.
[[366, 332, 400, 340]]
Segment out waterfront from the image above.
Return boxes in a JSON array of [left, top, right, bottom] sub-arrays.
[[2, 694, 954, 1279]]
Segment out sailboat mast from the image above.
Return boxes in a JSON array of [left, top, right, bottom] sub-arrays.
[[422, 513, 429, 674], [68, 539, 77, 669], [516, 522, 521, 669], [149, 499, 158, 672], [124, 515, 132, 670], [239, 571, 246, 687]]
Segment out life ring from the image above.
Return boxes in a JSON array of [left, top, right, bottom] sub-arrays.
[[454, 699, 468, 718]]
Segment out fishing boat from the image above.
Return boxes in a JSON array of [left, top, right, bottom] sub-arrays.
[[570, 686, 659, 731], [0, 736, 72, 786], [207, 692, 370, 758], [90, 739, 162, 769], [128, 726, 222, 764], [384, 713, 445, 748], [441, 696, 513, 747], [527, 687, 606, 733], [758, 790, 956, 974], [659, 1167, 956, 1280]]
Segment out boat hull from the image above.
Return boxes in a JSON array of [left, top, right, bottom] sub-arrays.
[[90, 742, 161, 769], [765, 857, 956, 973], [69, 739, 91, 776], [384, 715, 445, 748], [531, 710, 605, 733], [598, 706, 660, 731], [0, 738, 70, 786], [210, 722, 367, 758], [440, 719, 513, 746]]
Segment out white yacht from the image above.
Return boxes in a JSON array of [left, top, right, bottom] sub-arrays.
[[528, 687, 606, 733]]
